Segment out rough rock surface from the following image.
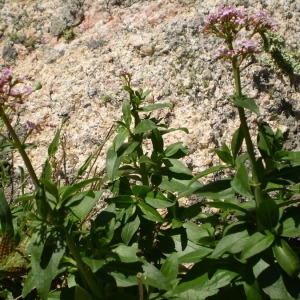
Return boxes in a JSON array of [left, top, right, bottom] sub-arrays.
[[0, 0, 299, 189]]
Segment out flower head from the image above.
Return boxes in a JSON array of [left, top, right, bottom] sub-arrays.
[[0, 68, 32, 110], [118, 67, 134, 77], [249, 11, 278, 33], [200, 6, 277, 40], [235, 38, 261, 54], [199, 6, 248, 39], [25, 112, 56, 133]]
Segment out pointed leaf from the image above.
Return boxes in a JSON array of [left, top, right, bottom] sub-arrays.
[[48, 126, 62, 159], [138, 103, 172, 112], [240, 232, 275, 260], [211, 230, 249, 258], [234, 96, 260, 115], [70, 190, 104, 221], [257, 195, 279, 230], [113, 127, 130, 151], [231, 127, 244, 160], [121, 215, 140, 245], [231, 164, 253, 198], [31, 229, 66, 299], [134, 119, 157, 134], [163, 158, 192, 175], [106, 146, 122, 180], [161, 253, 178, 281], [137, 202, 164, 222], [273, 239, 300, 277]]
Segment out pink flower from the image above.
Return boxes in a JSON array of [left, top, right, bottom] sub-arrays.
[[0, 68, 32, 109], [249, 11, 278, 32], [200, 6, 277, 39], [199, 6, 248, 38], [25, 112, 56, 133], [235, 39, 261, 54], [118, 67, 134, 77]]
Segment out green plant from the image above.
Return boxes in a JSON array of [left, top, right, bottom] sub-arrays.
[[63, 28, 77, 41], [169, 6, 300, 299], [0, 6, 300, 300]]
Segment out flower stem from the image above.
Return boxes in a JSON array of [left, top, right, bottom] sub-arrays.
[[65, 232, 104, 299], [232, 63, 263, 208], [0, 106, 40, 189]]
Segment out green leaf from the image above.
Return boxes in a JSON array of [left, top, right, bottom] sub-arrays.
[[161, 253, 178, 281], [138, 103, 172, 112], [257, 195, 279, 230], [35, 184, 52, 221], [139, 155, 156, 165], [243, 281, 263, 300], [113, 127, 129, 151], [134, 119, 157, 134], [254, 258, 300, 299], [75, 286, 93, 300], [280, 209, 300, 237], [82, 257, 105, 273], [231, 127, 244, 161], [211, 230, 249, 258], [106, 195, 133, 206], [40, 159, 52, 181], [111, 243, 139, 263], [106, 146, 122, 180], [267, 166, 300, 185], [165, 142, 189, 158], [59, 177, 99, 202], [0, 189, 13, 236], [22, 270, 35, 298], [48, 125, 62, 159], [202, 200, 249, 213], [30, 229, 66, 300], [145, 190, 174, 208], [240, 232, 275, 260], [178, 247, 213, 264], [70, 190, 104, 221], [231, 163, 253, 198], [151, 128, 164, 153], [121, 215, 140, 245], [213, 143, 233, 165], [102, 260, 172, 290], [122, 99, 131, 127], [188, 165, 229, 186], [141, 260, 172, 290], [161, 177, 202, 194], [163, 158, 192, 175], [234, 96, 260, 115], [275, 150, 300, 166], [137, 202, 164, 222], [272, 239, 300, 277], [192, 179, 236, 200], [132, 185, 151, 198], [171, 268, 238, 299]]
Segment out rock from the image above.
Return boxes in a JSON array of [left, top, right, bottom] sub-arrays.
[[2, 44, 18, 61]]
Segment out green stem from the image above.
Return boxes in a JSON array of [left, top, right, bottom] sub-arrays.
[[131, 102, 149, 186], [65, 232, 104, 299], [232, 63, 263, 208], [0, 106, 40, 188]]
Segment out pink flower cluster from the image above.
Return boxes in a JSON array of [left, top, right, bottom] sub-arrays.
[[200, 7, 277, 63], [216, 38, 260, 61], [0, 68, 32, 109], [25, 112, 56, 133], [200, 6, 277, 37], [248, 11, 278, 33], [199, 6, 248, 38], [118, 67, 134, 77]]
